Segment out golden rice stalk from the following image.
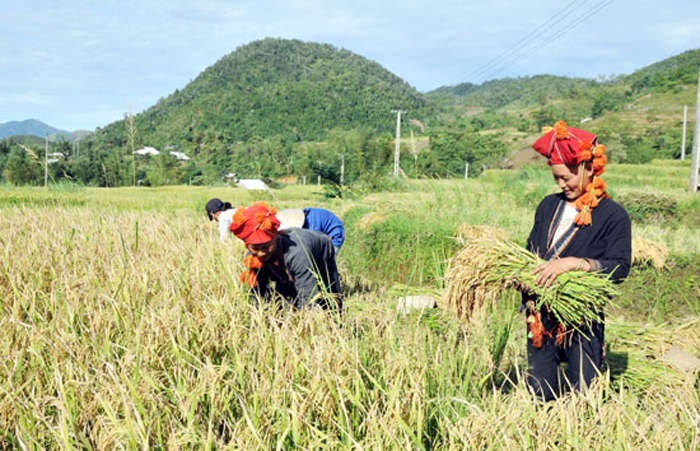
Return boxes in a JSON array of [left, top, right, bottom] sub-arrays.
[[443, 238, 618, 330], [356, 212, 388, 231], [454, 223, 510, 245], [631, 236, 668, 270], [442, 240, 505, 322]]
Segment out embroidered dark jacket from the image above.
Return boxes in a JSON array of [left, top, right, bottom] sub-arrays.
[[527, 193, 632, 281]]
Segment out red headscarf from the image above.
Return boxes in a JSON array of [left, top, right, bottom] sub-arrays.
[[229, 202, 280, 245], [532, 121, 610, 226], [230, 202, 280, 287], [532, 121, 598, 166]]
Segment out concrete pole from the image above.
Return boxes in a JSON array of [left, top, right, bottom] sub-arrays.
[[690, 73, 700, 193], [465, 162, 469, 180], [681, 104, 688, 160], [392, 110, 403, 177], [340, 154, 345, 186], [44, 135, 48, 187]]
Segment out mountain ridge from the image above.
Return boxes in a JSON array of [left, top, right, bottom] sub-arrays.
[[0, 119, 90, 142]]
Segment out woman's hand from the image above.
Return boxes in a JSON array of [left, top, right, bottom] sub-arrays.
[[532, 257, 588, 288]]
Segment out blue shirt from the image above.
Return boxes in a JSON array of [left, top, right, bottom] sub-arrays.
[[303, 208, 345, 249]]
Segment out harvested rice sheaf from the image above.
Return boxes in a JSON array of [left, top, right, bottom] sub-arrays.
[[454, 223, 510, 245], [631, 236, 668, 270], [355, 212, 388, 231], [443, 238, 618, 330]]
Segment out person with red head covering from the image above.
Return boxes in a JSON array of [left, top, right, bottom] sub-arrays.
[[523, 121, 631, 401], [229, 202, 342, 311]]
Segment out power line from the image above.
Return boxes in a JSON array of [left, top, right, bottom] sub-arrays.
[[482, 0, 614, 80], [463, 0, 587, 82], [463, 0, 614, 84]]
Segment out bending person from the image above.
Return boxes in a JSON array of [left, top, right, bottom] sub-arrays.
[[205, 198, 235, 241], [523, 121, 631, 401], [231, 202, 342, 311], [276, 207, 345, 254]]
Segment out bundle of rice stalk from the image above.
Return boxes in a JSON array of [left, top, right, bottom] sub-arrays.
[[442, 240, 503, 322], [606, 351, 687, 392], [454, 223, 510, 245], [356, 211, 388, 231], [631, 236, 668, 270], [444, 238, 618, 330]]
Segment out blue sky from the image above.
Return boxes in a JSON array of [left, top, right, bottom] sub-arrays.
[[1, 0, 699, 131]]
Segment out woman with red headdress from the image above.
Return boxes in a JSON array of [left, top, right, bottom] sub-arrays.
[[229, 202, 342, 311], [523, 121, 631, 401]]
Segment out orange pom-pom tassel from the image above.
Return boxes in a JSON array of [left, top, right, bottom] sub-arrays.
[[593, 145, 606, 158], [554, 323, 566, 347], [580, 150, 592, 162], [555, 121, 569, 139], [592, 158, 605, 173], [259, 217, 272, 231], [244, 254, 263, 269], [528, 313, 544, 348], [231, 207, 246, 228], [254, 211, 267, 224], [575, 192, 593, 210], [247, 271, 257, 287], [574, 207, 592, 226]]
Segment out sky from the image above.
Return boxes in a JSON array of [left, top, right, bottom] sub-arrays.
[[1, 0, 699, 132]]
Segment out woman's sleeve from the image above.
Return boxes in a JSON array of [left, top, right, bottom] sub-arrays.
[[594, 208, 632, 281], [526, 199, 546, 255]]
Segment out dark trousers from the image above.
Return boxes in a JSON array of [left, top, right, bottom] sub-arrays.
[[526, 311, 605, 401]]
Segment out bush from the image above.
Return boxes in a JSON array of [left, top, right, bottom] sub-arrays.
[[616, 192, 677, 223]]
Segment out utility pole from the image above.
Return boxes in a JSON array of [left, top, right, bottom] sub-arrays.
[[681, 104, 688, 160], [391, 110, 405, 177], [690, 72, 700, 193], [44, 134, 48, 187], [465, 162, 469, 180], [126, 105, 136, 186], [340, 154, 345, 186], [317, 160, 322, 186]]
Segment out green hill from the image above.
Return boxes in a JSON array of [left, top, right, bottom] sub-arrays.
[[90, 38, 432, 150], [428, 75, 600, 109], [427, 49, 700, 165]]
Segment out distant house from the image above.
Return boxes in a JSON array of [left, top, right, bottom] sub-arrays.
[[236, 179, 269, 190], [169, 151, 190, 161], [133, 146, 160, 156]]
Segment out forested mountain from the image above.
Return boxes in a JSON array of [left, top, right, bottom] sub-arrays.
[[428, 75, 600, 109], [90, 38, 432, 150]]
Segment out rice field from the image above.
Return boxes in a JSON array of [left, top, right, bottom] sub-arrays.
[[0, 164, 699, 449]]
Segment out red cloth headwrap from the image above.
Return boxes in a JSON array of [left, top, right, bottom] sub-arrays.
[[532, 121, 598, 165], [229, 203, 280, 245]]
